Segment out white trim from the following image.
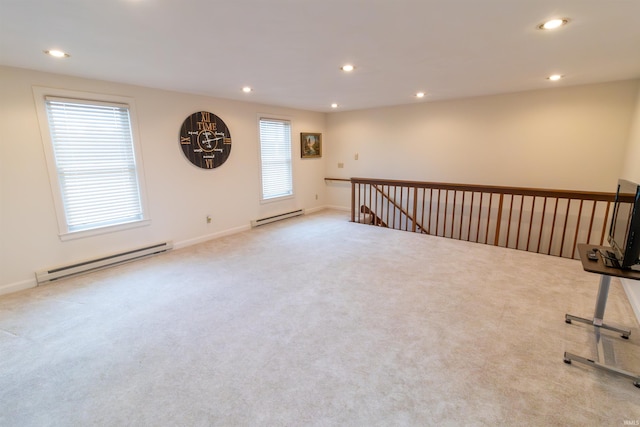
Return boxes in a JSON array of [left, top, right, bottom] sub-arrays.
[[324, 205, 350, 212], [32, 86, 151, 240], [59, 219, 151, 241], [259, 196, 295, 205], [174, 224, 251, 250], [0, 278, 37, 297], [304, 206, 327, 215]]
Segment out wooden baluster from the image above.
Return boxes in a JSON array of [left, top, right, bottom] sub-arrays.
[[526, 196, 537, 252], [451, 190, 457, 238], [515, 195, 525, 250], [485, 193, 493, 245], [506, 194, 515, 248], [435, 188, 440, 236], [586, 200, 597, 244], [356, 183, 361, 223], [476, 192, 483, 243], [421, 188, 427, 233], [548, 198, 559, 255], [385, 185, 391, 227], [392, 186, 396, 229], [468, 192, 475, 242], [399, 186, 405, 230], [559, 199, 571, 257], [537, 197, 548, 253], [571, 200, 584, 258], [444, 190, 449, 237], [412, 187, 418, 232], [351, 180, 356, 222], [494, 193, 504, 246], [459, 191, 466, 240], [429, 188, 438, 234]]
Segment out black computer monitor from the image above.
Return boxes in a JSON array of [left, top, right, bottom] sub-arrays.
[[607, 179, 640, 270]]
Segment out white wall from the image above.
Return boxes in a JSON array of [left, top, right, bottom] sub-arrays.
[[622, 84, 640, 182], [0, 66, 326, 294], [324, 80, 640, 209]]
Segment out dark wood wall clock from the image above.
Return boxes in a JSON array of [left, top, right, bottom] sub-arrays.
[[179, 111, 232, 169]]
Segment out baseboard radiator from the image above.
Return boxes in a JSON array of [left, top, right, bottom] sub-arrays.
[[251, 209, 304, 227], [35, 241, 173, 284]]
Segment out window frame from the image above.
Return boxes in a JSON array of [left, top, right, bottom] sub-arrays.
[[33, 87, 150, 241], [257, 115, 294, 203]]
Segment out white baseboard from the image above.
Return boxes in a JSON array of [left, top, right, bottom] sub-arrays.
[[621, 278, 640, 324], [324, 205, 350, 212], [0, 278, 37, 297], [304, 206, 325, 215], [174, 224, 251, 250], [305, 205, 350, 214]]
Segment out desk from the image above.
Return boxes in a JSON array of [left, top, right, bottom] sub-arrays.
[[564, 244, 640, 387]]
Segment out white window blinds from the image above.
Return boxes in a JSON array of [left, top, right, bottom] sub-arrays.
[[45, 98, 144, 232], [259, 118, 293, 200]]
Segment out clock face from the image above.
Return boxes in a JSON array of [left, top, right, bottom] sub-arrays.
[[179, 111, 232, 169]]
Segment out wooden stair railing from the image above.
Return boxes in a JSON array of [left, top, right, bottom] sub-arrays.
[[370, 184, 427, 233], [350, 177, 617, 260]]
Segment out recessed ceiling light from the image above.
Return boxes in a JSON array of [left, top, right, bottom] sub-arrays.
[[538, 18, 569, 30], [340, 64, 355, 72], [44, 49, 70, 58], [331, 103, 339, 109], [415, 92, 426, 98], [547, 74, 563, 81], [242, 86, 252, 93]]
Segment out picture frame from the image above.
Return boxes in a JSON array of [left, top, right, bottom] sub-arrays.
[[300, 132, 322, 158]]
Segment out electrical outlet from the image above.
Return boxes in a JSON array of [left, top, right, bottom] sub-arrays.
[[338, 162, 344, 168], [315, 194, 318, 200]]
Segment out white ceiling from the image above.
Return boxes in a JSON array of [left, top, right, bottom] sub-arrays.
[[1, 0, 639, 112]]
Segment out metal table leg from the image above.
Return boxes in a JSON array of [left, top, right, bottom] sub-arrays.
[[564, 274, 638, 387], [565, 275, 631, 339], [564, 328, 640, 387]]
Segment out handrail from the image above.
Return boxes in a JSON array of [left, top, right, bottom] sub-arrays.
[[350, 177, 617, 260], [324, 177, 351, 182], [352, 177, 616, 201]]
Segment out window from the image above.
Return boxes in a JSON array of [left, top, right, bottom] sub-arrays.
[[259, 117, 293, 201], [35, 88, 149, 240]]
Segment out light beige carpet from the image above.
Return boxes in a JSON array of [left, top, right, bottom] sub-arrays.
[[1, 209, 639, 426]]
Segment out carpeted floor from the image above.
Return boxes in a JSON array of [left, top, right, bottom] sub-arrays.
[[1, 209, 639, 426]]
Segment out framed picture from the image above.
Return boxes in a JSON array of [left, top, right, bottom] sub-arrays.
[[301, 132, 322, 158]]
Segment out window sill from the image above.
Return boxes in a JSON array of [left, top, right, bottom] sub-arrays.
[[59, 219, 151, 241], [260, 194, 295, 204]]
